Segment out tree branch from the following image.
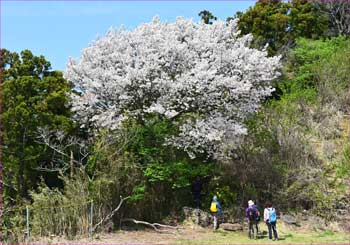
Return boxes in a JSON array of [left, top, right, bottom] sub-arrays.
[[92, 195, 130, 232], [121, 218, 179, 233]]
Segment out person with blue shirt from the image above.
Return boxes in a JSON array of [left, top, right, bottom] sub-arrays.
[[210, 196, 223, 230]]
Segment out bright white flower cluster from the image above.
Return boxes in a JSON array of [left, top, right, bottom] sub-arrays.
[[65, 16, 281, 159]]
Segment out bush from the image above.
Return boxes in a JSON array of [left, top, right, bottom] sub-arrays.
[[30, 174, 91, 237]]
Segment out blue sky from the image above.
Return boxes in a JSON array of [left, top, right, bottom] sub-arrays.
[[2, 1, 255, 71]]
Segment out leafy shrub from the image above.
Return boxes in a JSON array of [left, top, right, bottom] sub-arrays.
[[30, 174, 91, 237]]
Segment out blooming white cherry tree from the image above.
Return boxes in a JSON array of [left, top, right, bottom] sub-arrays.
[[65, 17, 281, 159]]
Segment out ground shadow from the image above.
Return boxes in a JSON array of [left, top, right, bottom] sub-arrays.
[[256, 232, 286, 241]]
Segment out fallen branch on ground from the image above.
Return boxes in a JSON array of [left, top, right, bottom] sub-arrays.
[[92, 195, 130, 232], [121, 218, 180, 233]]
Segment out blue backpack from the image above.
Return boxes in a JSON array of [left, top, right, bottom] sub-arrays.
[[269, 208, 277, 223]]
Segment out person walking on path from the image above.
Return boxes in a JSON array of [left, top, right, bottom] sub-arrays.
[[210, 196, 223, 230], [264, 202, 278, 241], [245, 200, 258, 239]]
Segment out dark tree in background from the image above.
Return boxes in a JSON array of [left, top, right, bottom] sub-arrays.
[[198, 10, 217, 24], [314, 0, 350, 36]]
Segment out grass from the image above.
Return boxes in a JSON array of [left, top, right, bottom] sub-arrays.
[[176, 226, 350, 244], [176, 231, 350, 244], [27, 222, 350, 245]]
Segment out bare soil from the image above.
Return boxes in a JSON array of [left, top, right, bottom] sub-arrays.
[[32, 223, 350, 245], [33, 225, 213, 244]]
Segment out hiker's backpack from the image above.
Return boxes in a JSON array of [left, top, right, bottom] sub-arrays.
[[210, 202, 218, 212], [248, 207, 257, 221], [269, 208, 277, 223]]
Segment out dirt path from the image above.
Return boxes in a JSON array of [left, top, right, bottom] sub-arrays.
[[35, 225, 215, 244], [32, 224, 350, 244]]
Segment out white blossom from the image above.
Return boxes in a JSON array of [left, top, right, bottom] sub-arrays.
[[65, 17, 281, 159]]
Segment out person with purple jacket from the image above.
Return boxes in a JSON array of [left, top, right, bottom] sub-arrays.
[[245, 200, 258, 239]]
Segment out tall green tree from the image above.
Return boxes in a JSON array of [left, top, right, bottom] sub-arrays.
[[198, 10, 217, 24], [235, 0, 328, 55], [0, 49, 73, 203]]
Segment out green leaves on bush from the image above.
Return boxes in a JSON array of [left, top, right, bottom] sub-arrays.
[[144, 161, 214, 189]]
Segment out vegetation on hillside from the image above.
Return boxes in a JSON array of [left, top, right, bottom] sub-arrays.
[[1, 0, 349, 243]]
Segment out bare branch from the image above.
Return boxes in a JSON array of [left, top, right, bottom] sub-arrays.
[[121, 218, 179, 233], [35, 127, 90, 171], [92, 195, 130, 232], [35, 165, 70, 173]]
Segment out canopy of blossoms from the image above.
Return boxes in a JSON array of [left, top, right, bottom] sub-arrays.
[[65, 17, 281, 159]]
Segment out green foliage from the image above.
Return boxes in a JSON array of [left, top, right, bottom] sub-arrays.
[[144, 161, 214, 189], [130, 185, 145, 202], [118, 115, 215, 191], [318, 230, 335, 237], [290, 37, 345, 67], [1, 206, 27, 244], [313, 39, 350, 108], [234, 37, 350, 212], [286, 166, 336, 220], [144, 162, 189, 187], [29, 173, 91, 237], [3, 10, 350, 239], [1, 49, 73, 203], [280, 36, 349, 97], [123, 115, 177, 164], [198, 10, 217, 24], [211, 186, 237, 207], [85, 115, 220, 222], [335, 144, 350, 178], [235, 0, 328, 55], [87, 129, 142, 219]]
